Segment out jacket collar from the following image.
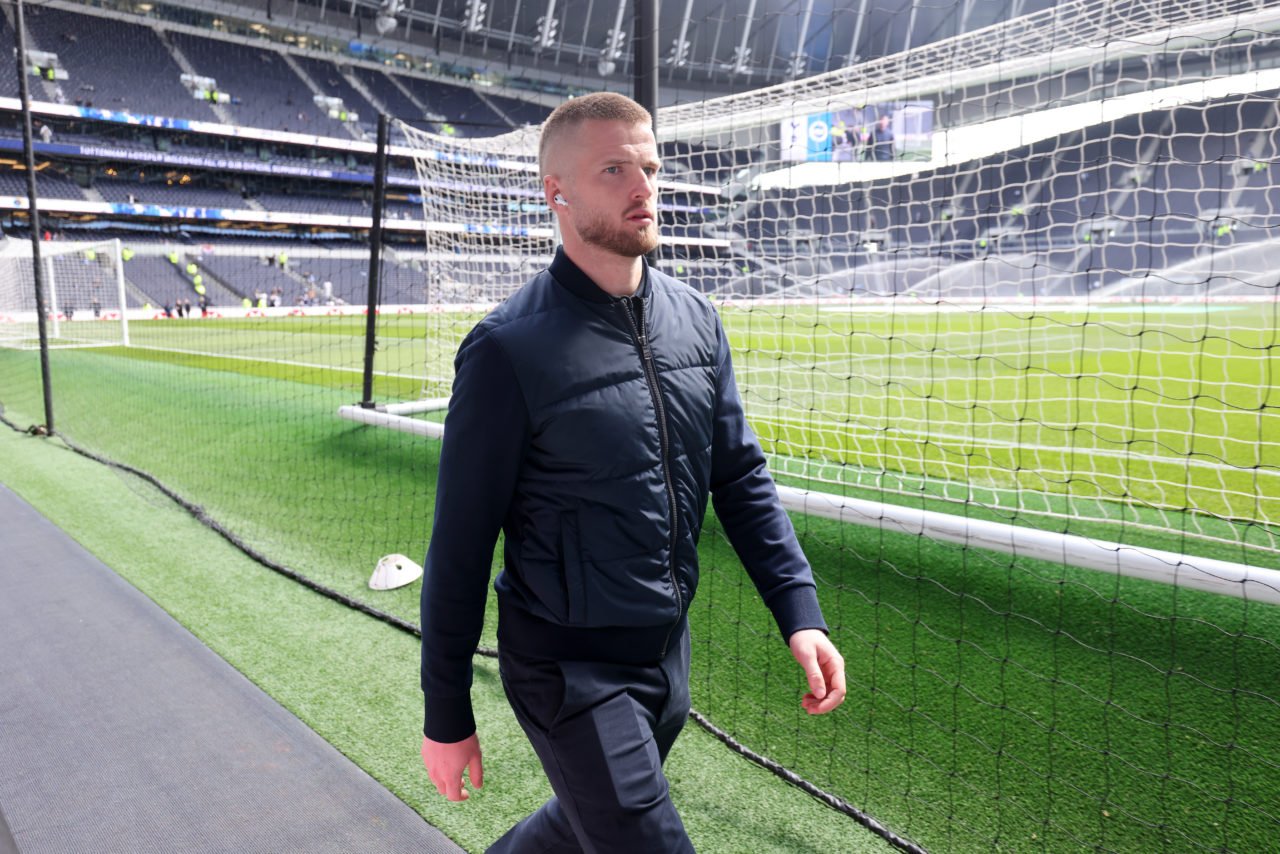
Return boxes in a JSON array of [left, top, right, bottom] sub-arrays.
[[549, 245, 650, 304]]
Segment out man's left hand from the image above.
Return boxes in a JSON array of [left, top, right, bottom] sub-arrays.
[[789, 628, 846, 715]]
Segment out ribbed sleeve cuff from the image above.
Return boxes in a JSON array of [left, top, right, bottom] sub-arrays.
[[769, 584, 828, 642], [423, 694, 477, 744]]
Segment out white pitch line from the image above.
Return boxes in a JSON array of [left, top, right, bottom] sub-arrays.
[[742, 409, 1274, 478], [129, 343, 428, 382]]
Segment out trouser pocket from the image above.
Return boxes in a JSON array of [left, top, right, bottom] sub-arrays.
[[498, 651, 566, 734]]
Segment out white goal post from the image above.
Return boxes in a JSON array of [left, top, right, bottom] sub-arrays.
[[0, 237, 130, 349]]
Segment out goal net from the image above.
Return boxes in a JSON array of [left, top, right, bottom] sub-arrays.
[[388, 1, 1280, 849], [392, 0, 1279, 575], [0, 238, 129, 350], [0, 0, 1267, 850]]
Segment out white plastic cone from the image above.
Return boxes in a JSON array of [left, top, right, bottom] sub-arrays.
[[369, 553, 423, 590]]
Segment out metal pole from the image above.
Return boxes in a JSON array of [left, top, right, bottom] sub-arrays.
[[633, 0, 658, 122], [633, 0, 658, 267], [45, 254, 58, 339], [791, 0, 817, 78], [732, 0, 759, 74], [113, 238, 130, 347], [671, 0, 694, 71], [849, 0, 870, 64], [360, 112, 389, 408], [14, 0, 55, 435], [904, 0, 919, 53], [959, 0, 977, 36]]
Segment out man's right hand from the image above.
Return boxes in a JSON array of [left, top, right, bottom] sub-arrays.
[[421, 733, 484, 802]]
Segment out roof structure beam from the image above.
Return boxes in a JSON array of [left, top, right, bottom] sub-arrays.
[[790, 0, 817, 78]]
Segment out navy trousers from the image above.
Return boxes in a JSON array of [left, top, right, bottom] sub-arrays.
[[487, 629, 695, 854]]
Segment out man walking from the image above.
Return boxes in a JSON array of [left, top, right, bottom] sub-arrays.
[[420, 91, 845, 852], [868, 113, 896, 161]]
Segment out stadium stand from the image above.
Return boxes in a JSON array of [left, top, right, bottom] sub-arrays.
[[0, 168, 85, 201], [348, 66, 421, 124], [166, 31, 350, 137], [22, 6, 220, 122], [691, 92, 1278, 300], [195, 254, 300, 303], [395, 76, 506, 134], [96, 177, 246, 209], [0, 15, 24, 98], [252, 191, 366, 216], [0, 1, 1270, 310], [293, 56, 380, 137], [121, 256, 196, 308], [484, 91, 551, 127]]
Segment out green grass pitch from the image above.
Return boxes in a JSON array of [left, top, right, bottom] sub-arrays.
[[0, 302, 1276, 851]]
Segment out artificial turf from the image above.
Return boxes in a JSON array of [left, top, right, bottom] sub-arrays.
[[0, 422, 891, 854], [1, 307, 1277, 851]]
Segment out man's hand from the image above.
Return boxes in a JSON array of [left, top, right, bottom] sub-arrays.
[[421, 733, 484, 802], [789, 628, 846, 715]]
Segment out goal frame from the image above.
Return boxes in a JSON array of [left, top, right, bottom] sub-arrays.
[[0, 237, 130, 350]]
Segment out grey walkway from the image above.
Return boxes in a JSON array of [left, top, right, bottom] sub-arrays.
[[0, 484, 463, 854]]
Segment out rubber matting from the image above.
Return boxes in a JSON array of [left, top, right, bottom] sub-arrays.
[[0, 483, 463, 853]]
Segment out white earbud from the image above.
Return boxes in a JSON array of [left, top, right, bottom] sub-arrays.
[[553, 194, 568, 206]]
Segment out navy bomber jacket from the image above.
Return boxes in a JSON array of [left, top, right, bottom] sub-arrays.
[[420, 247, 827, 743]]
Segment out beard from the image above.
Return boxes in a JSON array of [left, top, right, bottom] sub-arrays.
[[576, 208, 660, 258]]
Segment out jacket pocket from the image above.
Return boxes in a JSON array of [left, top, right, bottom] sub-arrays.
[[561, 511, 587, 624]]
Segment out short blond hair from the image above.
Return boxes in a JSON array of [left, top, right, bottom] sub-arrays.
[[539, 92, 653, 176]]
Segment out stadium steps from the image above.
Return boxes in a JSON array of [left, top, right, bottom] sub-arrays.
[[193, 259, 251, 303], [154, 26, 237, 126], [474, 89, 516, 131], [121, 278, 151, 310], [342, 69, 391, 122], [0, 3, 59, 104], [78, 184, 107, 205], [385, 73, 430, 120], [278, 51, 364, 142]]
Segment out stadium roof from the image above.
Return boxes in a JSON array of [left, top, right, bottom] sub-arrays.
[[98, 0, 1059, 99]]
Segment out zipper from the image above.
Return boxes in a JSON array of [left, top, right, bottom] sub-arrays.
[[620, 294, 683, 657]]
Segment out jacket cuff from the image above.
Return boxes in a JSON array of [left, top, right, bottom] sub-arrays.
[[769, 584, 828, 641], [423, 693, 477, 743]]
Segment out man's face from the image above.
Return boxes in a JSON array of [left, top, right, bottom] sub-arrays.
[[556, 119, 661, 258]]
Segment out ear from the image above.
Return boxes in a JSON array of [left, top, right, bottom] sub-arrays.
[[543, 175, 563, 211]]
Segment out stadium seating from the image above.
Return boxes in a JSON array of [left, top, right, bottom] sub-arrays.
[[698, 91, 1278, 300], [292, 56, 381, 137], [398, 76, 492, 134], [0, 168, 86, 201], [122, 256, 214, 309], [20, 6, 221, 122], [347, 67, 422, 126], [195, 254, 303, 303], [485, 92, 551, 127], [96, 178, 246, 210], [0, 16, 23, 98], [0, 1, 1271, 309], [166, 32, 350, 137]]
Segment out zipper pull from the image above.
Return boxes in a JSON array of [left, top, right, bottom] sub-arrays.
[[634, 294, 649, 332], [635, 299, 655, 358]]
